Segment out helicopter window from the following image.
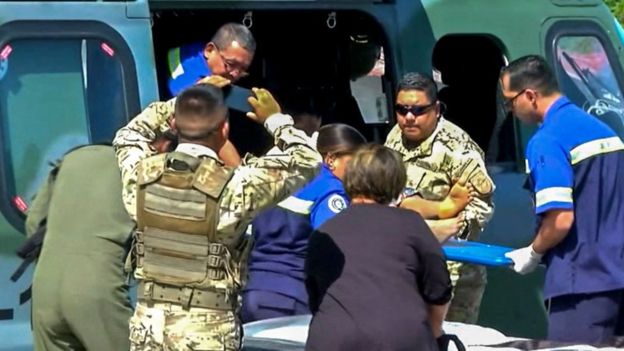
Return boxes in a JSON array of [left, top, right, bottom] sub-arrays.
[[0, 25, 139, 231], [554, 35, 624, 138], [0, 39, 130, 202]]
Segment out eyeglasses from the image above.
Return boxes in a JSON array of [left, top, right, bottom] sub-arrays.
[[395, 102, 436, 116], [504, 89, 527, 111], [212, 45, 249, 78], [220, 53, 249, 78]]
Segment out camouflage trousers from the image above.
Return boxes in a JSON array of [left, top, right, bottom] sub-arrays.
[[129, 301, 242, 351], [445, 261, 487, 324]]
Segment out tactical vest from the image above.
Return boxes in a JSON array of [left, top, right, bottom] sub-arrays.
[[134, 152, 245, 303]]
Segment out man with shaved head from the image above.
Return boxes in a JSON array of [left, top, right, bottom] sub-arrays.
[[114, 83, 320, 350]]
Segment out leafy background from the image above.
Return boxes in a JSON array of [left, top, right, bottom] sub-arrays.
[[606, 0, 624, 23]]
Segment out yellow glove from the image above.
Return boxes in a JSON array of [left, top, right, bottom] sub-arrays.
[[247, 88, 281, 124]]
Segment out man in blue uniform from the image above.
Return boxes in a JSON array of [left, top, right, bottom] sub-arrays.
[[167, 22, 256, 96], [502, 55, 624, 344]]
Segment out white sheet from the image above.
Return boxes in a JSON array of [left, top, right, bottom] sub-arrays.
[[243, 316, 622, 350]]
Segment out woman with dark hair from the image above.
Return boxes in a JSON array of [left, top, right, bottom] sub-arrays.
[[305, 144, 453, 351], [241, 123, 366, 323]]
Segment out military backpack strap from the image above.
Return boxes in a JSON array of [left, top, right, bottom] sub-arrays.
[[193, 159, 234, 245], [10, 221, 47, 282], [136, 154, 167, 230], [11, 156, 65, 282]]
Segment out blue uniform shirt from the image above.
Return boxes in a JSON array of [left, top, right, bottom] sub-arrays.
[[526, 96, 624, 299], [167, 42, 211, 96], [245, 165, 348, 302]]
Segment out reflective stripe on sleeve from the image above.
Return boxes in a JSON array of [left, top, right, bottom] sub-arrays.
[[277, 196, 314, 215], [535, 187, 573, 208], [570, 136, 624, 165]]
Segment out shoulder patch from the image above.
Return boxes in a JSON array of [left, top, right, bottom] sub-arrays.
[[465, 162, 494, 196], [327, 194, 347, 213], [193, 158, 234, 199]]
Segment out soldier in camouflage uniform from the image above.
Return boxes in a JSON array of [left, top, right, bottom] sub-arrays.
[[113, 83, 320, 350], [385, 72, 495, 324]]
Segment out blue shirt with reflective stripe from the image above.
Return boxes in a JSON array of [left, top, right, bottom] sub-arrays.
[[526, 96, 624, 299], [245, 165, 348, 302], [167, 42, 211, 97]]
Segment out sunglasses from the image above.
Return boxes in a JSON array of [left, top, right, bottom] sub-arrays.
[[395, 102, 436, 116]]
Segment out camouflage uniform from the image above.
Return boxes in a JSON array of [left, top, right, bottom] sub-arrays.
[[385, 117, 495, 324], [113, 99, 321, 350]]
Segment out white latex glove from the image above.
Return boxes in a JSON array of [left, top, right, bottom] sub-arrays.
[[505, 245, 543, 275]]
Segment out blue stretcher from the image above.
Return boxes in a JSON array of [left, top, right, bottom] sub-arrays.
[[442, 240, 514, 267]]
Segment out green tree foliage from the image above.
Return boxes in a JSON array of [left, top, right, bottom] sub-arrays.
[[606, 0, 624, 24]]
